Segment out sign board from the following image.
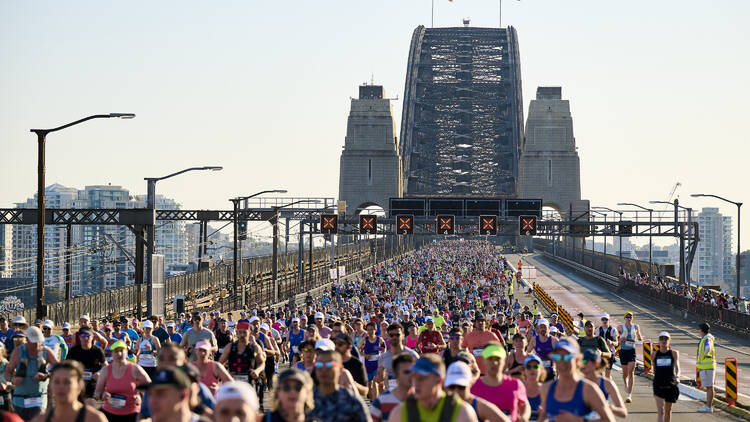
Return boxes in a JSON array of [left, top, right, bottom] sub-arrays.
[[337, 201, 347, 214], [338, 266, 346, 277], [521, 266, 537, 279], [330, 269, 338, 280]]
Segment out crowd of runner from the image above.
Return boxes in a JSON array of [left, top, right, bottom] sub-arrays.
[[0, 240, 719, 421]]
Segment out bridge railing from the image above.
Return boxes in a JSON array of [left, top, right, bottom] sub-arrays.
[[14, 238, 416, 324], [534, 238, 750, 332]]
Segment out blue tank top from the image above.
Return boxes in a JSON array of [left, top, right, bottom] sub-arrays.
[[583, 377, 609, 421], [545, 379, 590, 420], [528, 394, 541, 421], [288, 329, 304, 349], [12, 344, 48, 409]]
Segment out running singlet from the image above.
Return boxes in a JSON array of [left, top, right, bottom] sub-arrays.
[[533, 335, 555, 371], [419, 331, 442, 354], [544, 379, 590, 421], [620, 325, 636, 350], [228, 341, 256, 383], [363, 337, 382, 374]]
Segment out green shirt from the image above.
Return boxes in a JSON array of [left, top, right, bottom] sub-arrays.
[[401, 394, 461, 422]]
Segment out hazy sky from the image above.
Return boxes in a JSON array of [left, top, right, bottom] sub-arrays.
[[1, 1, 748, 250]]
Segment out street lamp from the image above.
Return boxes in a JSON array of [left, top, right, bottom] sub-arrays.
[[230, 189, 288, 297], [691, 193, 743, 301], [650, 199, 693, 286], [145, 166, 222, 316], [31, 113, 135, 319], [592, 207, 624, 273], [618, 202, 654, 275]]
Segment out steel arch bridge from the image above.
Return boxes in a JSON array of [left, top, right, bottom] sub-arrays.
[[399, 25, 525, 196]]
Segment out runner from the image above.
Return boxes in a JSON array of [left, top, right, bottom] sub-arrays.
[[370, 352, 415, 422], [618, 311, 642, 403], [295, 340, 316, 374], [287, 318, 304, 365], [261, 369, 309, 422], [66, 327, 106, 401], [539, 338, 614, 422], [308, 350, 370, 422], [653, 331, 680, 422], [505, 334, 529, 380], [525, 319, 557, 381], [41, 321, 68, 361], [194, 340, 232, 397], [135, 320, 161, 378], [376, 324, 419, 392], [179, 313, 218, 361], [595, 313, 618, 379], [416, 317, 445, 354], [521, 355, 545, 421], [219, 321, 265, 385], [94, 340, 150, 422], [470, 343, 529, 422], [30, 360, 107, 422], [444, 361, 510, 422], [463, 312, 502, 376], [580, 349, 627, 420], [4, 327, 59, 420], [361, 321, 385, 400], [443, 327, 467, 369]]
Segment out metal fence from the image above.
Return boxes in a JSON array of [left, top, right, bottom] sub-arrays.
[[12, 237, 416, 324], [535, 238, 750, 332]]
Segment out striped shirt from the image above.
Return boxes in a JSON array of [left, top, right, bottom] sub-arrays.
[[370, 390, 403, 422]]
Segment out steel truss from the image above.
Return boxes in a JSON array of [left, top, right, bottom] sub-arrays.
[[400, 26, 524, 196]]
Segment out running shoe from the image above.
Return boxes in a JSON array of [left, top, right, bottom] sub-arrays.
[[696, 406, 713, 413], [625, 395, 632, 403]]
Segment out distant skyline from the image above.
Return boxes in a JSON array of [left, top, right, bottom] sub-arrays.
[[1, 1, 748, 250]]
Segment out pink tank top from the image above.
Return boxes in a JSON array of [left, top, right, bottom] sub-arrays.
[[406, 334, 419, 349], [102, 363, 140, 415], [200, 361, 220, 395]]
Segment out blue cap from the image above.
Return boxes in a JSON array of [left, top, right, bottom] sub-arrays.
[[582, 348, 602, 362], [553, 337, 580, 355], [523, 354, 543, 366], [411, 357, 445, 378]]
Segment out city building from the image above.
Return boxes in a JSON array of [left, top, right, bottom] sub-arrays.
[[0, 225, 11, 277], [693, 207, 734, 286], [132, 195, 188, 273]]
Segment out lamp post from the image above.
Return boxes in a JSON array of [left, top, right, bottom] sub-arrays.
[[618, 202, 654, 275], [270, 200, 320, 302], [650, 200, 693, 286], [31, 113, 135, 319], [230, 190, 287, 297], [145, 166, 222, 316], [593, 207, 623, 274], [590, 210, 607, 271], [692, 194, 743, 300]]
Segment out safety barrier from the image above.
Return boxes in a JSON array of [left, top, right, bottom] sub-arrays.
[[726, 358, 738, 406], [532, 282, 575, 334], [643, 341, 653, 374]]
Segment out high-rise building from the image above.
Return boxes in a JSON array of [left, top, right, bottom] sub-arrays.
[[0, 225, 11, 278], [132, 195, 188, 272], [694, 207, 734, 286]]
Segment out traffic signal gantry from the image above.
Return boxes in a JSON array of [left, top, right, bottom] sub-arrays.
[[437, 215, 455, 235], [479, 215, 498, 235], [359, 215, 377, 235], [519, 215, 537, 236], [396, 215, 414, 234], [320, 214, 338, 234]]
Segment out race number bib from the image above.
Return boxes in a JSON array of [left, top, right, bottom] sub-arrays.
[[472, 347, 485, 357], [83, 370, 93, 381], [368, 355, 380, 362], [542, 359, 552, 368], [23, 396, 43, 408], [108, 394, 127, 408], [235, 374, 250, 383], [625, 340, 635, 347], [656, 357, 672, 367], [388, 379, 398, 390], [292, 345, 299, 353]]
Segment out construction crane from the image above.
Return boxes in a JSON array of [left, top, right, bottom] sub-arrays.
[[666, 182, 681, 203]]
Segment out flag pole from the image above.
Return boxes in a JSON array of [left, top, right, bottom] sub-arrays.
[[499, 0, 502, 28], [432, 0, 434, 28]]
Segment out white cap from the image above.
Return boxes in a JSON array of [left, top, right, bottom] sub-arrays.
[[142, 320, 154, 329], [12, 316, 27, 326], [166, 322, 175, 328], [79, 314, 90, 321], [600, 313, 610, 319], [292, 317, 300, 323], [61, 323, 71, 330], [314, 312, 325, 319], [314, 339, 335, 352], [26, 326, 44, 343], [536, 311, 543, 316], [42, 320, 54, 329], [444, 361, 473, 387], [537, 319, 549, 326], [658, 331, 671, 339], [216, 381, 259, 411], [260, 323, 270, 331], [549, 326, 559, 333], [249, 316, 260, 324]]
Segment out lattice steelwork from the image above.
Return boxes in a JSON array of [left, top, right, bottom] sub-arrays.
[[400, 26, 524, 196]]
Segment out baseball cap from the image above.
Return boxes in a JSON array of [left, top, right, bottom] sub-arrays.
[[537, 319, 549, 326], [292, 317, 300, 323], [166, 322, 175, 328], [42, 320, 54, 329], [549, 326, 559, 333], [236, 322, 250, 331], [109, 340, 128, 351], [314, 339, 335, 352], [425, 316, 434, 323], [600, 313, 610, 320], [259, 323, 270, 331], [142, 320, 154, 329], [140, 367, 191, 391], [524, 355, 543, 366], [624, 311, 634, 318], [61, 322, 71, 330], [26, 327, 44, 343], [444, 361, 472, 387], [195, 340, 211, 351], [553, 338, 580, 355], [582, 349, 602, 363], [474, 312, 485, 320], [216, 381, 260, 411], [248, 316, 260, 324], [481, 343, 507, 360], [411, 357, 445, 378], [314, 312, 324, 319], [658, 331, 671, 339], [278, 368, 309, 385], [12, 316, 27, 326]]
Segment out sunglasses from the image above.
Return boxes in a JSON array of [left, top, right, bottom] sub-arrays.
[[551, 353, 574, 363], [659, 336, 669, 341], [624, 316, 632, 319], [314, 361, 340, 369], [601, 318, 609, 321], [301, 348, 315, 353], [279, 383, 303, 392], [79, 334, 91, 338], [388, 333, 401, 338], [582, 359, 598, 365], [525, 363, 539, 370]]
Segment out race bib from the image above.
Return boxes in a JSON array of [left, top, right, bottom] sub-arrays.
[[292, 345, 299, 353], [368, 355, 380, 362], [235, 374, 250, 383], [388, 379, 398, 390], [656, 357, 672, 367], [83, 370, 93, 381], [472, 347, 485, 357], [625, 340, 635, 347], [23, 396, 43, 408], [542, 359, 552, 368], [108, 394, 127, 408]]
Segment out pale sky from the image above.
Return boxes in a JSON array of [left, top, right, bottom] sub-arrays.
[[1, 1, 748, 251]]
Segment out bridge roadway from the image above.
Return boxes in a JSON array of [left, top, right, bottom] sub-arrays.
[[512, 253, 749, 421]]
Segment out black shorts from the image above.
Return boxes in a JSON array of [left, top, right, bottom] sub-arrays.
[[653, 384, 680, 403], [620, 349, 636, 365]]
